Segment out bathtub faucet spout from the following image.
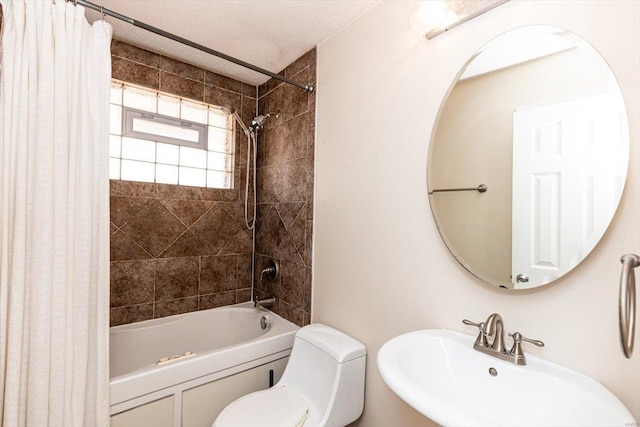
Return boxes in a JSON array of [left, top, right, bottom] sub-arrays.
[[254, 296, 275, 309]]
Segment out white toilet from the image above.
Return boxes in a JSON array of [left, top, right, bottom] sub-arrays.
[[214, 323, 366, 427]]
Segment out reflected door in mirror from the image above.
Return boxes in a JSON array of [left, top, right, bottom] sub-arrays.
[[512, 92, 627, 287]]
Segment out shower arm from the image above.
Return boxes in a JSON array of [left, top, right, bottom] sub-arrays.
[[73, 0, 314, 93]]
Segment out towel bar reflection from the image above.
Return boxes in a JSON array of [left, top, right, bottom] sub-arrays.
[[619, 254, 639, 358], [429, 184, 488, 194]]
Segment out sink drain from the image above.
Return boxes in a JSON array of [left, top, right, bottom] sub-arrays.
[[489, 367, 498, 377]]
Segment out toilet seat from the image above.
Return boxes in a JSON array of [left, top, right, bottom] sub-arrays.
[[214, 386, 310, 427]]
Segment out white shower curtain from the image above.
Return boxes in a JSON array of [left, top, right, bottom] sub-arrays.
[[0, 1, 112, 426]]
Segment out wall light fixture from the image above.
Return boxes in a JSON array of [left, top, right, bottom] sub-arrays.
[[422, 0, 509, 39]]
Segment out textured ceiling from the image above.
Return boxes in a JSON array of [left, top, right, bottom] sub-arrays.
[[85, 0, 378, 86]]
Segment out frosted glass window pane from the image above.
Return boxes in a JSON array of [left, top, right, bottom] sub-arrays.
[[207, 171, 230, 189], [179, 146, 207, 168], [156, 143, 179, 165], [110, 105, 122, 135], [208, 108, 232, 129], [181, 100, 208, 124], [121, 159, 155, 183], [109, 80, 235, 189], [179, 166, 206, 187], [110, 83, 122, 104], [110, 135, 121, 157], [207, 152, 230, 171], [132, 116, 200, 143], [156, 164, 179, 185], [121, 137, 156, 162], [157, 94, 180, 117], [123, 86, 157, 112], [109, 158, 121, 180], [208, 127, 232, 153]]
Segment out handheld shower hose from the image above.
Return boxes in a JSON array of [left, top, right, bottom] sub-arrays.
[[227, 109, 279, 230]]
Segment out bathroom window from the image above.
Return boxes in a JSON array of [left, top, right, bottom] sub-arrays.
[[109, 80, 234, 189]]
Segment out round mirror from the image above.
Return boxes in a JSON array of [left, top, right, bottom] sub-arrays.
[[428, 26, 629, 290]]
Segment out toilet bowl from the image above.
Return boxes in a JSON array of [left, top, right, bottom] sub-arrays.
[[214, 323, 366, 427]]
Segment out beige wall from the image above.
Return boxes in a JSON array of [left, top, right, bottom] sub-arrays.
[[431, 45, 615, 287], [314, 1, 640, 426]]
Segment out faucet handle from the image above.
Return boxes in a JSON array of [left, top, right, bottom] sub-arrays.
[[508, 332, 544, 358], [463, 319, 488, 347], [462, 319, 482, 328], [509, 332, 545, 347]]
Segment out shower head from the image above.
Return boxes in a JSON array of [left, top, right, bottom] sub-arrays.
[[251, 112, 279, 131], [222, 106, 252, 137]]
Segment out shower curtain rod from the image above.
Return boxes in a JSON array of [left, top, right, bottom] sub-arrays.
[[74, 0, 314, 93]]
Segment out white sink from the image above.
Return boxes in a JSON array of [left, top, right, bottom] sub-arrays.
[[377, 329, 636, 427]]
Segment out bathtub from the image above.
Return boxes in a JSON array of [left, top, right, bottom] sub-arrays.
[[110, 302, 299, 426]]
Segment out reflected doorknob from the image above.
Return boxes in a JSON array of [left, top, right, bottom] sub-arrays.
[[516, 274, 529, 283]]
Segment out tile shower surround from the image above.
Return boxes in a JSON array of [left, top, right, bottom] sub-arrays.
[[109, 40, 255, 326], [109, 39, 315, 327], [109, 180, 254, 326], [255, 49, 316, 327]]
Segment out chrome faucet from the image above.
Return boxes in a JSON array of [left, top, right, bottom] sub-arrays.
[[463, 313, 544, 366], [254, 295, 275, 309], [484, 313, 507, 353]]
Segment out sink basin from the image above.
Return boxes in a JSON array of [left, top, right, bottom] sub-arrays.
[[377, 329, 636, 427]]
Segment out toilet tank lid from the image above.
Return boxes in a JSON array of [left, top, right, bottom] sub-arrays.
[[296, 324, 366, 363]]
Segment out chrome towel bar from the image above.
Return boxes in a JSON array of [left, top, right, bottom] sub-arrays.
[[619, 254, 639, 358], [429, 184, 488, 194]]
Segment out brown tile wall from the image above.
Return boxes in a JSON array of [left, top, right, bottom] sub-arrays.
[[109, 40, 256, 326], [255, 49, 316, 327], [107, 40, 315, 327]]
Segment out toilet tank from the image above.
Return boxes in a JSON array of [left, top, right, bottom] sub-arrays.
[[278, 324, 366, 426]]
